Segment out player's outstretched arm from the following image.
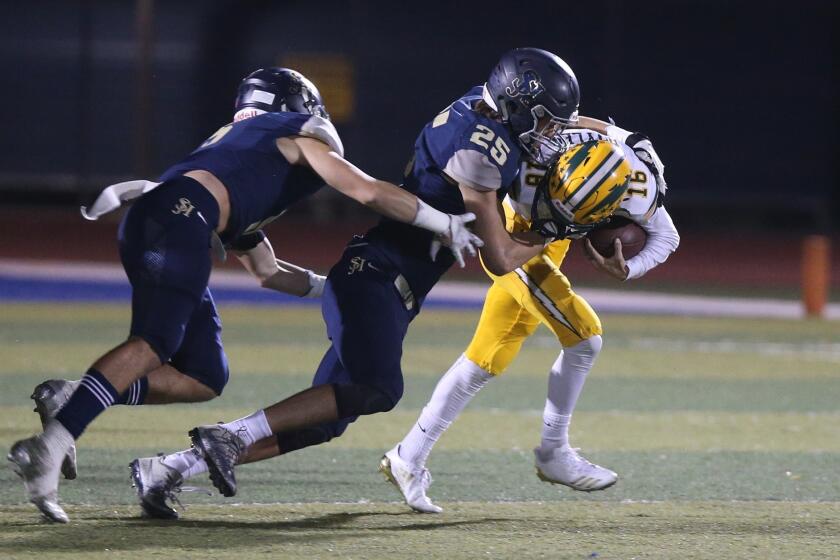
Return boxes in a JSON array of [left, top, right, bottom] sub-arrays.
[[280, 136, 482, 267], [233, 237, 325, 297], [458, 185, 545, 276]]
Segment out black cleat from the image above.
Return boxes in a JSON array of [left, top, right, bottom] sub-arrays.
[[189, 425, 245, 497]]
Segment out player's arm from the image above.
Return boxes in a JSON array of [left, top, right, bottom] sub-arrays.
[[624, 206, 680, 279], [278, 136, 481, 266], [576, 115, 612, 136], [458, 185, 545, 276], [232, 235, 324, 298], [584, 207, 680, 280]]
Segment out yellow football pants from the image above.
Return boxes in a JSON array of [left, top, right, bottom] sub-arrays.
[[464, 206, 602, 375]]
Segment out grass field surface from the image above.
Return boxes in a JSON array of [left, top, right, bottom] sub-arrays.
[[1, 302, 839, 558]]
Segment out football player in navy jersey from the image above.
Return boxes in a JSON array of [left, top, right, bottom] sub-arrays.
[[123, 49, 585, 517], [8, 67, 489, 523]]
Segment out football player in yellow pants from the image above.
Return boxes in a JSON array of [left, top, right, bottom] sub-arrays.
[[382, 129, 680, 513]]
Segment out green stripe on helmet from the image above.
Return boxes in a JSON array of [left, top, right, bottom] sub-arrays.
[[569, 152, 622, 213], [580, 167, 631, 221]]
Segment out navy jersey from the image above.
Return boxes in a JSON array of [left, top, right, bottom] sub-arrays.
[[364, 86, 522, 299], [160, 112, 343, 244]]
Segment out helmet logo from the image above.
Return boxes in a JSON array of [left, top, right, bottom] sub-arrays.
[[505, 70, 544, 98]]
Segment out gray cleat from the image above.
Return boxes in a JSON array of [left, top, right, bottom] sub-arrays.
[[130, 456, 185, 520], [32, 379, 80, 480], [8, 435, 68, 523], [189, 425, 245, 497]]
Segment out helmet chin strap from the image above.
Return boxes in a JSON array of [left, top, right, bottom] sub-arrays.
[[233, 107, 267, 122]]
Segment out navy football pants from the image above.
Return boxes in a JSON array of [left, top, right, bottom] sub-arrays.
[[117, 176, 229, 395], [311, 246, 415, 439]]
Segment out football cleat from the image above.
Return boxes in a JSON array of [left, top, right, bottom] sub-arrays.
[[7, 435, 68, 523], [189, 425, 245, 497], [534, 444, 618, 491], [379, 446, 442, 513], [32, 379, 80, 480], [130, 456, 185, 520]]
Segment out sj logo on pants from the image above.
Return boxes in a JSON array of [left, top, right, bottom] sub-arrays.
[[347, 256, 380, 275], [172, 198, 195, 217]]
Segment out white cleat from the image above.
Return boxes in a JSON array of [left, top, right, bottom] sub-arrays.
[[379, 446, 442, 513], [32, 379, 80, 480], [8, 435, 69, 523], [534, 444, 618, 492], [130, 456, 185, 520]]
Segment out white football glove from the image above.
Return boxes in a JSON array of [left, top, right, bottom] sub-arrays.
[[429, 212, 484, 268]]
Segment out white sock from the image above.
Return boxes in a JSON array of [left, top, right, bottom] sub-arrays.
[[161, 448, 208, 480], [220, 410, 272, 447], [398, 354, 491, 467], [541, 412, 572, 450], [541, 335, 602, 450], [44, 420, 75, 455]]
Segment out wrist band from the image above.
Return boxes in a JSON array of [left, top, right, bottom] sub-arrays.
[[411, 199, 450, 235], [303, 270, 326, 299]]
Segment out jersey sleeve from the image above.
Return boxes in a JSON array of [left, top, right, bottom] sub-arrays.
[[441, 117, 519, 192], [625, 206, 680, 280], [443, 149, 503, 192], [299, 116, 344, 157]]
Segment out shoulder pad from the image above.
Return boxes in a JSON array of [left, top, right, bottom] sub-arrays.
[[614, 144, 658, 223], [300, 116, 344, 157]]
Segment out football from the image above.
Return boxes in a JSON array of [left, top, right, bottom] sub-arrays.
[[585, 216, 647, 259]]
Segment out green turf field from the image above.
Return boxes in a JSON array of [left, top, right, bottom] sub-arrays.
[[1, 302, 839, 558]]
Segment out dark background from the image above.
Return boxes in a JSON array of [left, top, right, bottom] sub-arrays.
[[0, 0, 836, 233]]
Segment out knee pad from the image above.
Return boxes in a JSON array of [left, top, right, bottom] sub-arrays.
[[554, 335, 603, 373], [332, 383, 398, 418], [577, 334, 603, 357]]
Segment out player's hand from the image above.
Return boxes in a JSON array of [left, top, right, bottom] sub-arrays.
[[584, 238, 629, 280], [430, 212, 484, 268], [627, 133, 667, 197]]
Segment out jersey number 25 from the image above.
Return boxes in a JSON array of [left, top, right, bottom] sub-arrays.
[[470, 124, 510, 166]]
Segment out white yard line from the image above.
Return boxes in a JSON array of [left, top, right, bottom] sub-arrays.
[[1, 258, 838, 320]]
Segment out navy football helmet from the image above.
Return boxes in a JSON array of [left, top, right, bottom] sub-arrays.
[[234, 67, 329, 120], [484, 48, 580, 164]]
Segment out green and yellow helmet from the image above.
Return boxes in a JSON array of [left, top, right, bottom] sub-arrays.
[[531, 140, 632, 239]]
